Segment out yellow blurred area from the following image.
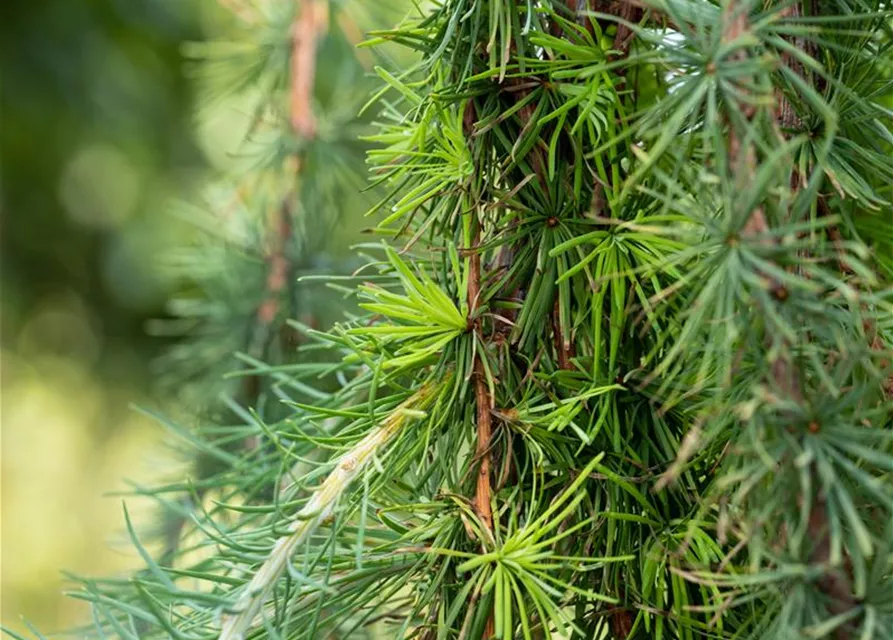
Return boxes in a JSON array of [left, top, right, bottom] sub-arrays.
[[1, 309, 179, 635], [0, 59, 257, 635], [0, 1, 259, 635]]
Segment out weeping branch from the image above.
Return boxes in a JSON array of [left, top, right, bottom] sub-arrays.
[[723, 1, 856, 634], [218, 383, 439, 640]]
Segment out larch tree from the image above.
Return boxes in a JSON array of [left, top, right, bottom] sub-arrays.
[[9, 0, 893, 639]]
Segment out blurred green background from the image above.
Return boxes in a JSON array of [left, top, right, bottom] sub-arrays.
[[0, 0, 240, 633]]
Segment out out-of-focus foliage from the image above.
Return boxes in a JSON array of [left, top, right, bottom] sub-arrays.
[[0, 0, 405, 634], [1, 0, 208, 634], [1, 0, 205, 334]]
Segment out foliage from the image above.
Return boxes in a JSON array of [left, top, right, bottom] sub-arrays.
[[8, 0, 893, 639], [1, 0, 203, 372]]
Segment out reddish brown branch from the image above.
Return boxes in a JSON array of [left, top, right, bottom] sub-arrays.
[[775, 3, 807, 132], [467, 222, 495, 640], [610, 608, 634, 638], [291, 0, 328, 139], [461, 101, 495, 539], [473, 359, 495, 531], [256, 206, 293, 328], [468, 226, 494, 534], [244, 201, 293, 411], [608, 1, 643, 60]]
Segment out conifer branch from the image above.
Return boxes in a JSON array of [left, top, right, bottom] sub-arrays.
[[724, 1, 859, 633], [218, 382, 439, 640]]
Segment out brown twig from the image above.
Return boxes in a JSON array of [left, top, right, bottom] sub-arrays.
[[468, 223, 495, 640], [468, 225, 494, 535], [774, 3, 807, 133], [473, 358, 495, 530], [462, 97, 496, 638], [255, 206, 293, 328], [291, 0, 328, 139], [609, 1, 644, 60]]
